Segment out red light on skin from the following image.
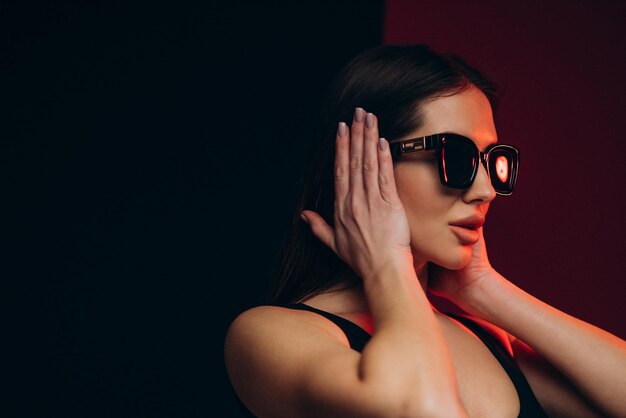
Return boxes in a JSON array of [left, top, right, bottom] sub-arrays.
[[442, 147, 448, 182], [495, 156, 509, 182]]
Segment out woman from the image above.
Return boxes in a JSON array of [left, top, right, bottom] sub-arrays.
[[224, 45, 626, 417]]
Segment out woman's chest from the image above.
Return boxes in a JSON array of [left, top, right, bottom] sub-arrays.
[[340, 312, 521, 418], [440, 317, 520, 418]]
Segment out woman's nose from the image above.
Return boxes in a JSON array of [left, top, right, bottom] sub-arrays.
[[463, 163, 496, 203]]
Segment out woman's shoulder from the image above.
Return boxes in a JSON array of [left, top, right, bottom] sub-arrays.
[[227, 304, 321, 330], [225, 304, 350, 350], [227, 304, 292, 329], [223, 305, 357, 416]]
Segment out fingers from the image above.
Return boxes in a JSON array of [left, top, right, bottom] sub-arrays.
[[362, 112, 381, 199], [334, 121, 349, 202], [335, 107, 397, 205], [377, 136, 400, 203], [303, 108, 405, 267], [348, 107, 366, 198], [301, 210, 335, 252]]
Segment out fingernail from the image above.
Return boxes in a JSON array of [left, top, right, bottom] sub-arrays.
[[378, 137, 387, 151], [365, 112, 374, 128], [354, 107, 365, 123], [300, 212, 309, 224], [337, 121, 347, 137]]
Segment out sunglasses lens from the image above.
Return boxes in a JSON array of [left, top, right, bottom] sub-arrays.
[[440, 137, 476, 187], [488, 147, 518, 194]]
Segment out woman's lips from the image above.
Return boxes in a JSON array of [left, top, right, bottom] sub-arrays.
[[449, 225, 480, 244]]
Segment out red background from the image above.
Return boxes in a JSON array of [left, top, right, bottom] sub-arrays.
[[384, 0, 626, 338]]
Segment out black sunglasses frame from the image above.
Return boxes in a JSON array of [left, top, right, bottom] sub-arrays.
[[388, 133, 519, 196]]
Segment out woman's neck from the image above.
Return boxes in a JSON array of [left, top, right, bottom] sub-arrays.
[[303, 262, 430, 315]]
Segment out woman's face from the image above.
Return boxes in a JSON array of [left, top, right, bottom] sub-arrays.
[[393, 85, 497, 270]]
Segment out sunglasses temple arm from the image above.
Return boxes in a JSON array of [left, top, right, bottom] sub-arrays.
[[388, 135, 439, 159]]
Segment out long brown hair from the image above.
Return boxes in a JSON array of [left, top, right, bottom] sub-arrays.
[[267, 44, 499, 305]]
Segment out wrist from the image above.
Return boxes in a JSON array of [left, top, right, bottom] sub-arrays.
[[454, 268, 506, 319], [362, 257, 430, 321], [363, 258, 418, 292], [362, 250, 415, 284]]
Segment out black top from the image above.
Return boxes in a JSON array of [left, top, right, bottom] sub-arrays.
[[235, 303, 548, 417]]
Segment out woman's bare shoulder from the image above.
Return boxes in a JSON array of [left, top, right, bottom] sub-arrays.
[[223, 305, 359, 417], [225, 304, 349, 348]]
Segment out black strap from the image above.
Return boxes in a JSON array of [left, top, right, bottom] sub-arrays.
[[281, 303, 371, 352], [274, 304, 549, 417], [235, 303, 372, 417]]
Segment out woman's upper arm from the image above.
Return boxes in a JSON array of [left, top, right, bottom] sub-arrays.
[[223, 306, 404, 418]]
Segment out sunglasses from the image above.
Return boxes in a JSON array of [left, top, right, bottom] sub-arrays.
[[388, 133, 519, 196]]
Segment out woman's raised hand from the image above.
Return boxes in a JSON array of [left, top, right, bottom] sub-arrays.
[[301, 108, 413, 282], [427, 226, 496, 310]]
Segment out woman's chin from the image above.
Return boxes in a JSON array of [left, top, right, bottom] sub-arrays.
[[433, 246, 473, 270], [412, 240, 473, 270]]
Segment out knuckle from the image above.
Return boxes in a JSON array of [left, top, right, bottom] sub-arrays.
[[379, 172, 390, 185], [362, 159, 376, 173], [334, 164, 346, 180], [350, 156, 361, 170], [336, 215, 350, 231], [334, 199, 345, 216], [349, 198, 364, 216]]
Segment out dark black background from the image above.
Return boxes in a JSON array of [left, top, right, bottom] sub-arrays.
[[3, 1, 382, 416]]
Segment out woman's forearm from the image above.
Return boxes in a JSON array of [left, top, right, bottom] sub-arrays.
[[464, 271, 626, 417], [360, 258, 468, 417]]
